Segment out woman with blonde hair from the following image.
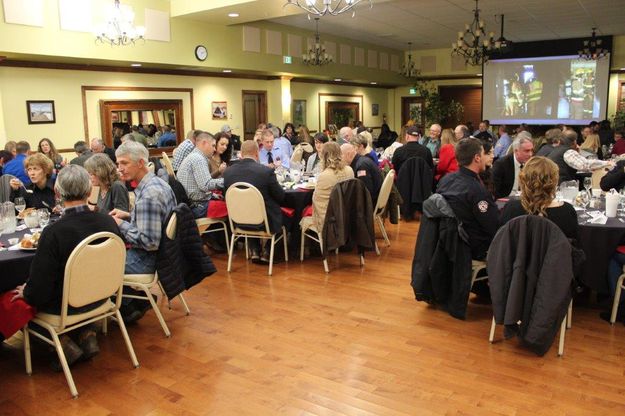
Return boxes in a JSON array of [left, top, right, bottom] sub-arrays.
[[435, 128, 460, 180], [500, 156, 578, 239], [579, 133, 602, 158], [84, 153, 129, 212], [9, 153, 55, 210], [302, 141, 354, 232]]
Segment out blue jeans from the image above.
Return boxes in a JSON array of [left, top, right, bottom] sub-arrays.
[[607, 251, 625, 304], [191, 200, 209, 219], [125, 248, 157, 274]]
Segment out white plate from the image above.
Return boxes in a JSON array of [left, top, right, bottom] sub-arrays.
[[18, 246, 37, 251]]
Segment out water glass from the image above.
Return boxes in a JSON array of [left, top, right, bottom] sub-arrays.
[[583, 177, 592, 193], [577, 190, 590, 218], [37, 208, 50, 227], [14, 197, 26, 214]]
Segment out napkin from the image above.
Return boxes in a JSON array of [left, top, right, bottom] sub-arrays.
[[15, 224, 27, 231], [588, 211, 607, 224]]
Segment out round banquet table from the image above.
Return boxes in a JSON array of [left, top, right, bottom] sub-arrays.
[[0, 228, 37, 293], [576, 213, 625, 294]]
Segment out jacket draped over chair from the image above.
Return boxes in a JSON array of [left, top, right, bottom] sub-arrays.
[[397, 157, 433, 219]]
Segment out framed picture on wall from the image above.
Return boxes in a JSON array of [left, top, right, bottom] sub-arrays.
[[26, 100, 55, 124], [372, 103, 379, 116], [292, 99, 306, 128], [212, 101, 228, 120]]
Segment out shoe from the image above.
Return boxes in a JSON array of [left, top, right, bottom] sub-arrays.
[[51, 336, 84, 372], [259, 254, 270, 264], [250, 249, 261, 263], [78, 330, 100, 360]]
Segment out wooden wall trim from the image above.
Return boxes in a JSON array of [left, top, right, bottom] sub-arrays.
[[81, 86, 194, 140]]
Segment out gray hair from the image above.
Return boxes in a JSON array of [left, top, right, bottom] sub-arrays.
[[116, 140, 149, 163], [90, 137, 105, 147], [512, 135, 533, 151], [120, 133, 135, 143], [195, 131, 215, 143], [55, 165, 92, 202]]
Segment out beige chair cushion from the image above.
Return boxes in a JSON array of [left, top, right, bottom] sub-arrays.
[[124, 274, 156, 285], [34, 300, 115, 330]]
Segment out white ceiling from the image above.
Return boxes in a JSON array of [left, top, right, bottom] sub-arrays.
[[183, 0, 625, 51]]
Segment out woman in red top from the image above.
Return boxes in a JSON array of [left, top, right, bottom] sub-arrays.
[[435, 128, 460, 181]]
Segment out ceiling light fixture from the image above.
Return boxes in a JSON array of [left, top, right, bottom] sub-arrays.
[[494, 14, 513, 54], [451, 0, 496, 66], [94, 0, 145, 46], [228, 13, 239, 17], [284, 0, 372, 18], [302, 18, 333, 66], [399, 42, 420, 79], [579, 27, 609, 60]]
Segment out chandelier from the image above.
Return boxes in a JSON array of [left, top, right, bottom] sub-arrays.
[[579, 28, 609, 60], [94, 0, 146, 46], [399, 42, 420, 79], [494, 14, 513, 54], [284, 0, 372, 18], [451, 0, 496, 66], [302, 18, 333, 66]]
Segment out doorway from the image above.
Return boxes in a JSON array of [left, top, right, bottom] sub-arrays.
[[242, 91, 267, 140], [325, 101, 360, 129], [401, 97, 425, 128]]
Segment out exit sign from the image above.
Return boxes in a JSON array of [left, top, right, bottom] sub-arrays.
[[409, 88, 417, 95], [283, 56, 292, 64]]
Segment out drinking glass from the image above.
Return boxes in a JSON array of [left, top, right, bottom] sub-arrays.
[[583, 177, 592, 193], [14, 197, 26, 215], [37, 208, 50, 227], [578, 190, 590, 218]]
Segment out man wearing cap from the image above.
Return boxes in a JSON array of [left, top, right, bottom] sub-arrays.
[[221, 124, 242, 151], [391, 126, 434, 175]]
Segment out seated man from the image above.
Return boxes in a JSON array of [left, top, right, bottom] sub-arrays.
[[157, 125, 176, 147], [392, 126, 434, 175], [90, 137, 116, 163], [493, 125, 512, 159], [110, 141, 177, 322], [420, 123, 442, 158], [492, 135, 534, 198], [223, 140, 285, 262], [70, 140, 94, 167], [3, 140, 31, 185], [177, 131, 224, 218], [259, 128, 290, 170], [9, 165, 122, 367], [548, 130, 613, 184], [535, 128, 563, 158], [437, 138, 499, 261], [340, 142, 382, 205]]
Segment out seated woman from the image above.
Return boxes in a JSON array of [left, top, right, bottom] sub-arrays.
[[209, 132, 231, 179], [84, 153, 129, 212], [579, 133, 603, 159], [500, 156, 579, 240], [283, 122, 298, 146], [10, 153, 56, 211], [435, 128, 460, 181], [302, 141, 354, 232], [4, 165, 122, 367], [38, 137, 65, 174], [306, 133, 329, 174]]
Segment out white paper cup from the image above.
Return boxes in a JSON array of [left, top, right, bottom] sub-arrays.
[[8, 238, 18, 245], [606, 193, 619, 218]]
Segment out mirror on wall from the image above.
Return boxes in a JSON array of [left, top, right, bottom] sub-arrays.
[[99, 99, 184, 149]]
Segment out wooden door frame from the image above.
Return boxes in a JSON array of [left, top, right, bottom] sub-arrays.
[[241, 90, 267, 139], [99, 99, 184, 149]]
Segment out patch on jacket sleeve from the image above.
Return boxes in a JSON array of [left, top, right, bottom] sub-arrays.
[[477, 200, 489, 213], [357, 170, 367, 177]]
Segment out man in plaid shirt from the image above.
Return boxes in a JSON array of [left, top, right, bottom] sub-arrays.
[[177, 131, 224, 218]]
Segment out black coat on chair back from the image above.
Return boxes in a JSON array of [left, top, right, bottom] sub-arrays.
[[397, 157, 433, 218]]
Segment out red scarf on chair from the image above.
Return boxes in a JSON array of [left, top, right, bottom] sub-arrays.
[[0, 291, 37, 339]]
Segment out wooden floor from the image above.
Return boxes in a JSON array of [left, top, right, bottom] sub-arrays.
[[2, 220, 625, 415]]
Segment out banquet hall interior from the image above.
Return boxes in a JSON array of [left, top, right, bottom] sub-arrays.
[[2, 0, 625, 414]]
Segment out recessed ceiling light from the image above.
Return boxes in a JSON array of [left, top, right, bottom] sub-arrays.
[[131, 63, 141, 67], [223, 69, 232, 73], [370, 81, 377, 85], [334, 78, 342, 81], [228, 13, 239, 17]]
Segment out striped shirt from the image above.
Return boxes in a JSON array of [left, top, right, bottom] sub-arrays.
[[118, 172, 176, 251]]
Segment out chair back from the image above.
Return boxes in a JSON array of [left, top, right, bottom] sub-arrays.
[[128, 191, 136, 211], [60, 232, 126, 329], [88, 186, 100, 206], [591, 167, 608, 189], [374, 169, 395, 217], [225, 182, 271, 235], [161, 152, 176, 179], [165, 211, 177, 240]]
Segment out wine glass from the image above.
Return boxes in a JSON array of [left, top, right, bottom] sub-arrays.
[[583, 177, 592, 193], [37, 208, 50, 227], [578, 190, 590, 218], [14, 197, 26, 215]]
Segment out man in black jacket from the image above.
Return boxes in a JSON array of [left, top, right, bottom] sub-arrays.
[[392, 126, 434, 175], [223, 140, 285, 262], [600, 160, 625, 191], [341, 142, 382, 205], [492, 135, 534, 198], [11, 165, 122, 367]]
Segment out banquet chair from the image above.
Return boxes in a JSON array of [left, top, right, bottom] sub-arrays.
[[609, 265, 625, 324], [373, 169, 395, 255], [23, 232, 138, 398], [471, 260, 488, 288], [591, 167, 608, 189], [161, 152, 176, 179], [225, 182, 288, 276], [128, 192, 136, 211], [300, 217, 329, 273], [123, 212, 191, 338], [196, 216, 230, 256]]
